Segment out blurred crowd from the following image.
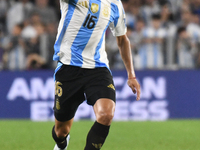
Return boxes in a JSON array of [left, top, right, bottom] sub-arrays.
[[0, 0, 59, 70], [0, 0, 200, 71]]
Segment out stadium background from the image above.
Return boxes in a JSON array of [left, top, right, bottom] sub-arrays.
[[0, 0, 200, 149]]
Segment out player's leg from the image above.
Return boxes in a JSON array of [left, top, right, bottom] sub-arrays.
[[52, 95, 84, 150], [83, 67, 116, 150], [84, 98, 115, 150], [52, 118, 73, 149], [52, 64, 85, 150]]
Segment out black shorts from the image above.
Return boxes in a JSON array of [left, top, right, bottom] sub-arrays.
[[54, 64, 116, 122]]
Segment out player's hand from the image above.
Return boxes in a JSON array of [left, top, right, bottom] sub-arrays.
[[127, 78, 141, 101]]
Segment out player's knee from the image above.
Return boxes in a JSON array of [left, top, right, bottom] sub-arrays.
[[96, 111, 114, 126], [55, 127, 70, 138]]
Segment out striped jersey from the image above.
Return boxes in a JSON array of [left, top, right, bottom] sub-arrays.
[[53, 0, 127, 69]]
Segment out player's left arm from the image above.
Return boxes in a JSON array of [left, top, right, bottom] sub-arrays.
[[116, 34, 141, 100]]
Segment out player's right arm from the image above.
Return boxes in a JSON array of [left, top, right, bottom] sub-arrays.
[[116, 35, 141, 101], [109, 1, 140, 100]]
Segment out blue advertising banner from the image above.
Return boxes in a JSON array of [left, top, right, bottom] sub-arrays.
[[0, 70, 200, 121]]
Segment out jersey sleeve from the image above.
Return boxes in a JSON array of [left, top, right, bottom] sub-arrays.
[[109, 2, 127, 37]]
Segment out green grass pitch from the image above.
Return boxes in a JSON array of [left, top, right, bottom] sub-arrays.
[[0, 120, 199, 150]]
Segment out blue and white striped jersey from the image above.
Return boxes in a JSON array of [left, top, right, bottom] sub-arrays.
[[53, 0, 127, 69]]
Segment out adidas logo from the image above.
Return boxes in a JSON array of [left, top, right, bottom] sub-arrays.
[[107, 84, 115, 90], [92, 143, 102, 149]]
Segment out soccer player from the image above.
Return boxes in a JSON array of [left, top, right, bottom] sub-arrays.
[[52, 0, 141, 150]]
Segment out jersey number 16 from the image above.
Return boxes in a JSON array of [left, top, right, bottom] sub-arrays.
[[83, 14, 97, 29]]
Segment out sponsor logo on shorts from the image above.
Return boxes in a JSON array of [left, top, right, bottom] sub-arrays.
[[107, 84, 115, 91]]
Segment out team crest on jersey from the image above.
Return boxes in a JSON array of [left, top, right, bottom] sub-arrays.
[[102, 5, 109, 18], [91, 3, 99, 13]]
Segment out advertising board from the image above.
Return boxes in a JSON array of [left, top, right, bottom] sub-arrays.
[[0, 70, 199, 121]]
